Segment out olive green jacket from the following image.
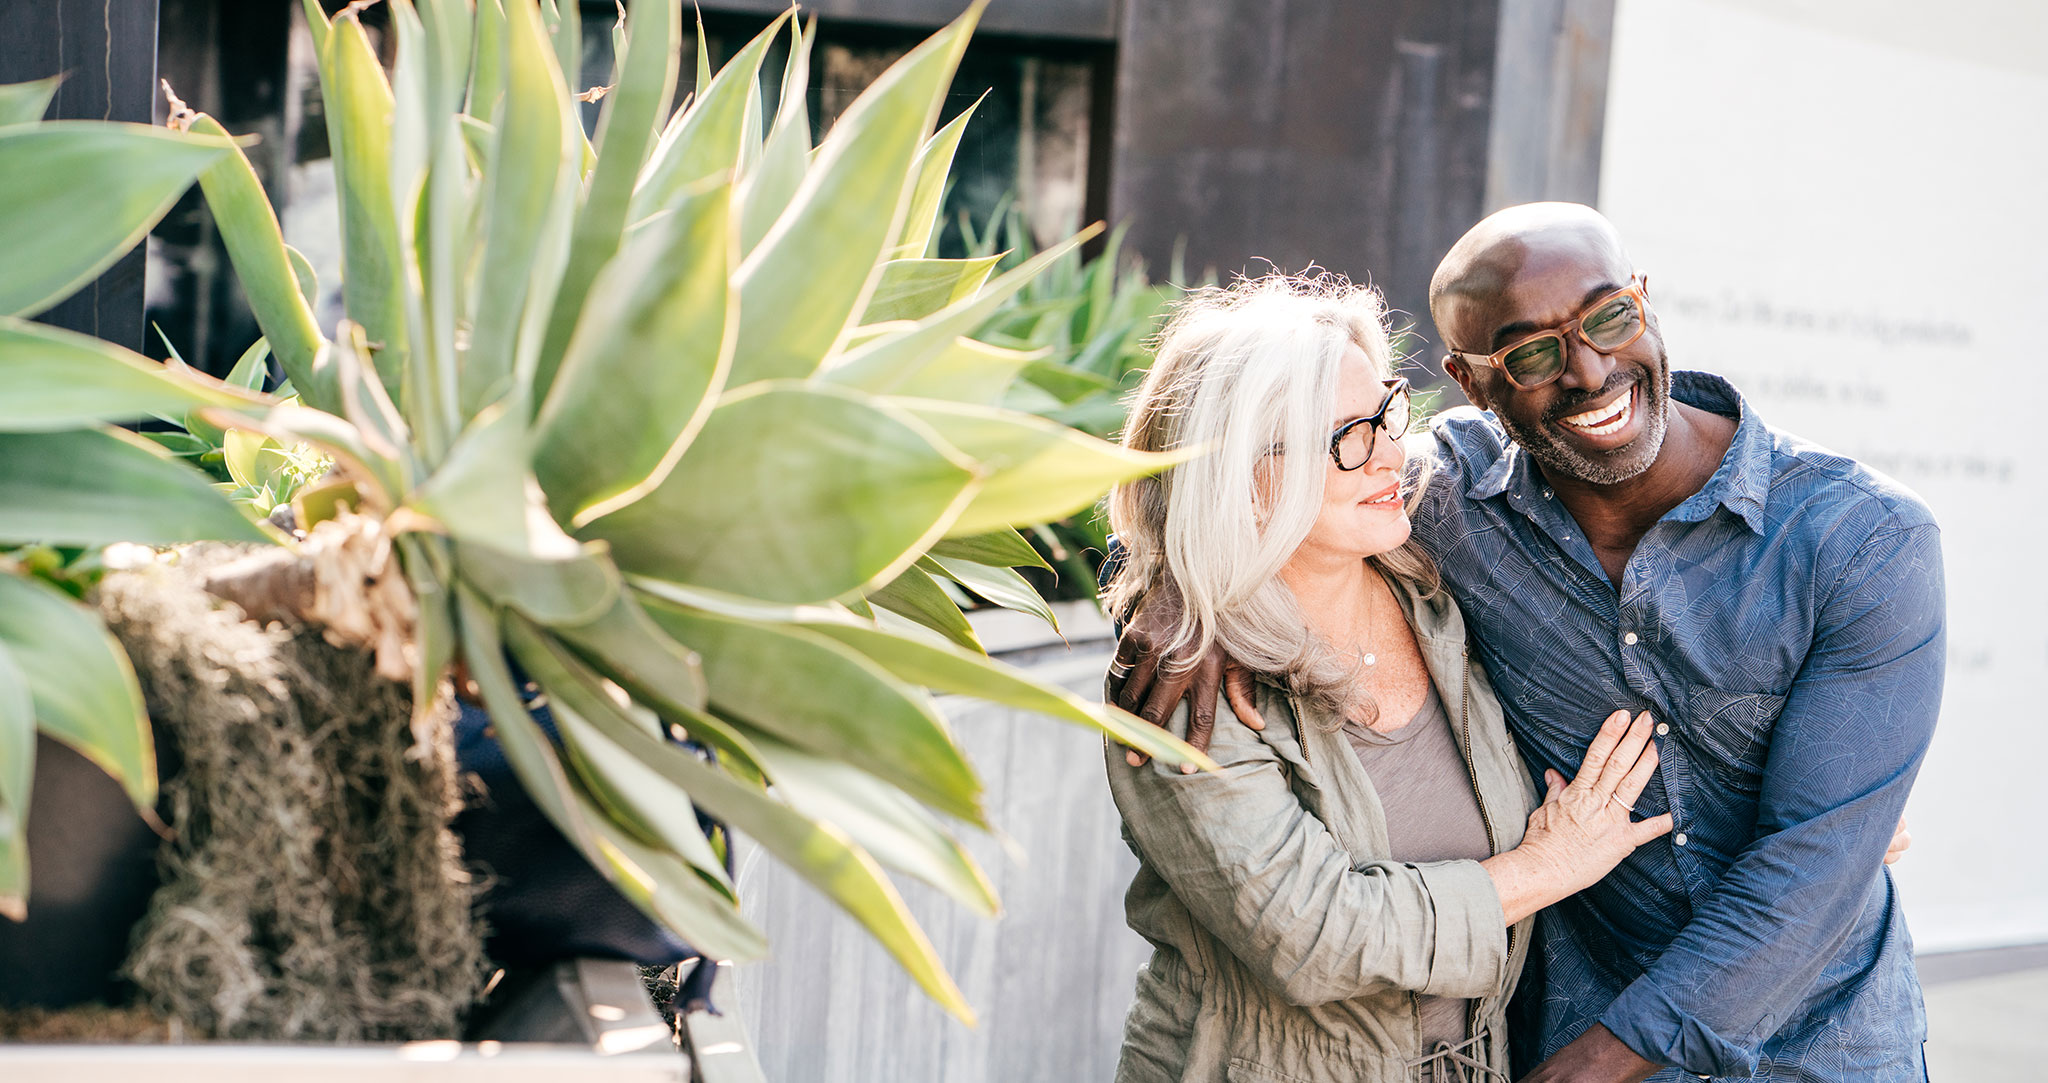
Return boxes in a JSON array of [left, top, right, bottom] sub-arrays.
[[1105, 578, 1539, 1083]]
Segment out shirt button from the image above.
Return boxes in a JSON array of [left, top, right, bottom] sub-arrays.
[[1623, 632, 1639, 646], [1542, 488, 1554, 499], [1656, 722, 1670, 736], [1674, 832, 1689, 847]]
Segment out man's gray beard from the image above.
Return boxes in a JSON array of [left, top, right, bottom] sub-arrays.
[[1497, 365, 1672, 486]]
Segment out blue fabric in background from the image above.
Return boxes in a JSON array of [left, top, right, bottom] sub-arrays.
[[453, 693, 701, 966]]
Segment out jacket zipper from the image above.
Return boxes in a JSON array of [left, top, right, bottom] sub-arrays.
[[1457, 650, 1516, 1018]]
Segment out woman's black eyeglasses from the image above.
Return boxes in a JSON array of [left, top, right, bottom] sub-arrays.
[[1330, 378, 1411, 471]]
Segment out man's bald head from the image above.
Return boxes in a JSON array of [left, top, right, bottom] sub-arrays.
[[1428, 202, 1633, 349], [1429, 202, 1673, 487]]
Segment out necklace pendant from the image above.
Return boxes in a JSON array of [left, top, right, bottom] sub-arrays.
[[1362, 652, 1377, 666]]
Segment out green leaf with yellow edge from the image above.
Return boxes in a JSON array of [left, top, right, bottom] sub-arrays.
[[822, 229, 1093, 393], [553, 591, 709, 716], [867, 565, 982, 653], [630, 578, 1212, 770], [746, 732, 998, 919], [462, 585, 765, 962], [463, 0, 576, 418], [581, 381, 978, 605], [0, 76, 60, 128], [184, 112, 333, 409], [632, 11, 791, 222], [930, 527, 1053, 572], [890, 336, 1042, 405], [534, 0, 681, 402], [0, 317, 266, 431], [454, 539, 620, 626], [921, 553, 1057, 630], [457, 585, 597, 849], [725, 4, 982, 385], [312, 13, 408, 400], [411, 404, 620, 624], [903, 400, 1190, 537], [536, 177, 734, 525], [574, 785, 769, 963], [888, 93, 981, 260], [549, 679, 976, 1022], [639, 595, 987, 827], [0, 123, 233, 319], [0, 429, 268, 546], [735, 16, 813, 255], [0, 639, 34, 921], [505, 615, 732, 892], [861, 255, 1002, 325], [0, 574, 157, 814]]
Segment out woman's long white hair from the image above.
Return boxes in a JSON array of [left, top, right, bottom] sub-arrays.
[[1104, 273, 1437, 713]]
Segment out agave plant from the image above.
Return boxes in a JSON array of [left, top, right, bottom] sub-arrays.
[[0, 75, 282, 921], [52, 0, 1199, 1022], [955, 200, 1190, 600]]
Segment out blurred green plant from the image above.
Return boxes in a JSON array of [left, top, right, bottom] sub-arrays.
[[960, 198, 1202, 602], [143, 336, 334, 520], [0, 73, 277, 922], [0, 0, 1211, 1022]]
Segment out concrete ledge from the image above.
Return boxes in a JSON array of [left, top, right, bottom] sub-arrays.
[[1918, 941, 2048, 985], [0, 1043, 684, 1082]]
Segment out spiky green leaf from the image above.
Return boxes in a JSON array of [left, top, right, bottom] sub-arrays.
[[0, 429, 268, 546], [0, 123, 232, 318], [583, 382, 977, 604]]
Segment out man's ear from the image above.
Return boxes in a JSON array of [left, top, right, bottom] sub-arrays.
[[1443, 354, 1488, 411]]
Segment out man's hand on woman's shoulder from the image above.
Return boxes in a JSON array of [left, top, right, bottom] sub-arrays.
[[1111, 588, 1263, 770]]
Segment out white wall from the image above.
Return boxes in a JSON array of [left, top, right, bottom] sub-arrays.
[[1598, 0, 2048, 953]]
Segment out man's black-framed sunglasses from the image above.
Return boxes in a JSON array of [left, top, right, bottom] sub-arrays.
[[1330, 377, 1412, 471]]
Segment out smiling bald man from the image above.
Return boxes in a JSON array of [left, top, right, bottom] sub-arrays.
[[1417, 202, 1942, 1082]]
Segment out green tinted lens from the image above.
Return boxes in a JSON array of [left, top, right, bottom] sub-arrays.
[[1582, 294, 1642, 348], [1501, 336, 1565, 386]]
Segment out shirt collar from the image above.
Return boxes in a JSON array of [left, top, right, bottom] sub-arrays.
[[1461, 370, 1772, 533]]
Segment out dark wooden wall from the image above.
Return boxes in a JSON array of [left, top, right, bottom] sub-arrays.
[[702, 0, 1119, 41], [0, 0, 162, 352], [1107, 0, 1502, 364]]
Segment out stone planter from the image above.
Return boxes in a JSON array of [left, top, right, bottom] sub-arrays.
[[0, 733, 165, 1010], [731, 600, 1145, 1083]]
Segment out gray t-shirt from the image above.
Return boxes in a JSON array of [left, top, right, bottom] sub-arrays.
[[1341, 684, 1494, 1063]]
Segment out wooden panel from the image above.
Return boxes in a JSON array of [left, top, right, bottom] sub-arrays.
[[1107, 0, 1501, 367], [731, 609, 1145, 1083], [1485, 0, 1617, 210], [696, 0, 1120, 41], [0, 0, 163, 351]]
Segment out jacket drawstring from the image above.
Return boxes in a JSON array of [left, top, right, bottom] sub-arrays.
[[1408, 1028, 1509, 1083]]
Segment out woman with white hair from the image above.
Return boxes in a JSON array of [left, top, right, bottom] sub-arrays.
[[1102, 275, 1671, 1083]]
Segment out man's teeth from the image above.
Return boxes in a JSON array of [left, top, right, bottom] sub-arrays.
[[1560, 390, 1633, 436]]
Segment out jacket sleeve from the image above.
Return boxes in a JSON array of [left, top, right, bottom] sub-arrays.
[[1105, 690, 1510, 1006], [1598, 521, 1946, 1077]]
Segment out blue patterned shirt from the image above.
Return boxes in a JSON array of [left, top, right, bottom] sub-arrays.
[[1409, 371, 1944, 1081]]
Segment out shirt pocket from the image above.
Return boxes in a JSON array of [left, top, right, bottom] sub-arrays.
[[1681, 684, 1787, 789]]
